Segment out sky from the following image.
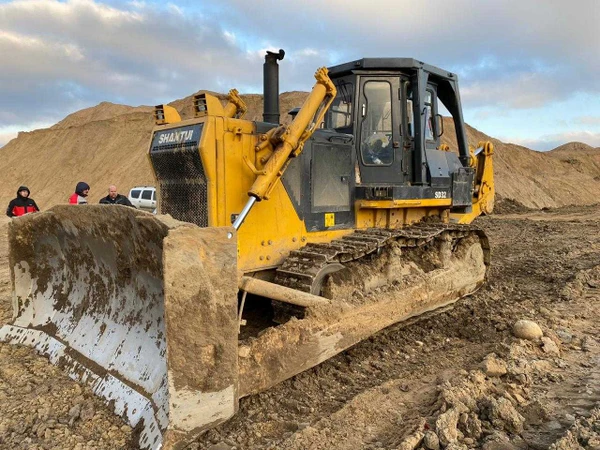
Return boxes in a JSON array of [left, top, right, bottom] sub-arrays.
[[1, 0, 599, 151]]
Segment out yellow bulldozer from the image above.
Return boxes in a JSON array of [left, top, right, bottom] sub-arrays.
[[0, 50, 494, 449]]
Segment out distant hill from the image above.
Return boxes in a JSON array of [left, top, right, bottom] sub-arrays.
[[51, 102, 154, 130], [550, 141, 597, 154], [439, 120, 600, 209], [546, 142, 600, 183], [1, 91, 599, 211]]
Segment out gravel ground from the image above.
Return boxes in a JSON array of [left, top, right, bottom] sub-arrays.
[[1, 205, 600, 449]]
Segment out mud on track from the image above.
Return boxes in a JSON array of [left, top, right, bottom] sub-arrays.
[[1, 206, 600, 449]]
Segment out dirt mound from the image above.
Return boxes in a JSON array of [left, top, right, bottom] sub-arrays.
[[440, 118, 600, 209], [0, 110, 156, 208], [550, 141, 597, 154], [546, 142, 600, 183], [493, 197, 533, 215], [51, 102, 154, 130]]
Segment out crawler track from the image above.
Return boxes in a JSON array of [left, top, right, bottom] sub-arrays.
[[274, 222, 491, 295]]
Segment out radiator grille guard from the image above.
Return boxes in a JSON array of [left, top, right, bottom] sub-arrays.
[[149, 124, 208, 227]]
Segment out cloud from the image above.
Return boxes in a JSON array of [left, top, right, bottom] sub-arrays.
[[0, 0, 599, 152], [0, 0, 341, 138], [0, 0, 260, 128], [216, 0, 600, 108], [0, 131, 18, 148], [461, 73, 562, 109], [576, 116, 600, 127]]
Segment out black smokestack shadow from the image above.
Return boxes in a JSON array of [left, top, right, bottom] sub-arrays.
[[263, 49, 285, 124]]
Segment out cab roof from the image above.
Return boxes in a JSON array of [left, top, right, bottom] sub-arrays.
[[327, 58, 457, 81]]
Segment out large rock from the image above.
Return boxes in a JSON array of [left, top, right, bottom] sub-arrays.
[[423, 431, 440, 450], [483, 398, 525, 434], [512, 320, 543, 341], [541, 337, 561, 356], [481, 354, 508, 377], [397, 431, 424, 450], [436, 407, 463, 447]]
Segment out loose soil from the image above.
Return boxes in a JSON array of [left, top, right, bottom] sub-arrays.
[[1, 205, 600, 449]]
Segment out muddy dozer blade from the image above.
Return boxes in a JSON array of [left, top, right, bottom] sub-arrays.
[[0, 206, 239, 450]]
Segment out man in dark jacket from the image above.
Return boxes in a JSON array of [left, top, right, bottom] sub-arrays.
[[6, 186, 40, 217], [99, 185, 134, 207], [69, 181, 90, 205]]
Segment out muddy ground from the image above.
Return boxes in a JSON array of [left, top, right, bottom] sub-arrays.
[[1, 204, 599, 449]]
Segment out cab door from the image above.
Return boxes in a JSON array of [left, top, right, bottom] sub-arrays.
[[356, 76, 403, 185], [403, 81, 441, 185]]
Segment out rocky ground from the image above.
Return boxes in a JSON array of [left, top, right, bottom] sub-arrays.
[[1, 204, 600, 449]]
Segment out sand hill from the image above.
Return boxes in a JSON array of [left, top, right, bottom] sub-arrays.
[[1, 91, 599, 210], [548, 142, 600, 180], [439, 121, 600, 209]]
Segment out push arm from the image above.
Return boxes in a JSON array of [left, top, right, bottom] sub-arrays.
[[229, 68, 337, 235]]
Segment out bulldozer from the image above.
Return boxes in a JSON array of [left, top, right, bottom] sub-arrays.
[[0, 50, 494, 449]]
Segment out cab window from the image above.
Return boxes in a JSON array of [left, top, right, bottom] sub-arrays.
[[406, 87, 435, 140], [425, 90, 434, 140], [141, 190, 152, 200], [327, 80, 354, 132], [360, 81, 393, 166], [406, 86, 414, 138]]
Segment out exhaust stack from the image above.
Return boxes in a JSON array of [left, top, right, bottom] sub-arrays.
[[263, 49, 285, 124]]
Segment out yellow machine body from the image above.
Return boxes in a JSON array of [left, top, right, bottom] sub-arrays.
[[149, 101, 494, 275], [150, 116, 352, 273]]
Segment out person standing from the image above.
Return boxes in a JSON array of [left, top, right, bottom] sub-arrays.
[[69, 182, 90, 205], [99, 185, 134, 207], [6, 186, 40, 217]]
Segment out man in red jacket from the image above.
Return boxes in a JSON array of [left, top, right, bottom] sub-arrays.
[[6, 186, 40, 217], [69, 181, 90, 205]]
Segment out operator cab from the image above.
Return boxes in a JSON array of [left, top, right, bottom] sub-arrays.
[[281, 58, 477, 232], [324, 58, 472, 203]]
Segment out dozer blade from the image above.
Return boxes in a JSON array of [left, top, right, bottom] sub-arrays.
[[0, 206, 239, 450]]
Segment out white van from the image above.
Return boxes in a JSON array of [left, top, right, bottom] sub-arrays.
[[128, 186, 157, 212]]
